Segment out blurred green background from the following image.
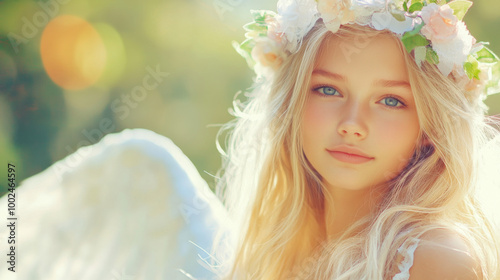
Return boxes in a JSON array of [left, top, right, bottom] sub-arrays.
[[0, 0, 499, 196]]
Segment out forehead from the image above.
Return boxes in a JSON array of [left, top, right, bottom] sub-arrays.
[[313, 33, 409, 81]]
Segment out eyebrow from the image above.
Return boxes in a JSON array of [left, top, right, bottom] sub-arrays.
[[311, 69, 346, 82], [311, 68, 411, 89], [374, 79, 411, 89]]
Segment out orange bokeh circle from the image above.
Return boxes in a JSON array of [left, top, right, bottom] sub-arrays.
[[40, 15, 107, 90]]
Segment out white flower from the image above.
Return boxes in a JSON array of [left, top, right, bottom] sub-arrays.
[[371, 11, 419, 35], [352, 0, 386, 25], [317, 0, 355, 32], [276, 0, 320, 52]]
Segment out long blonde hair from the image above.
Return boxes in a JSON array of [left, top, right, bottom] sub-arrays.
[[211, 21, 500, 279]]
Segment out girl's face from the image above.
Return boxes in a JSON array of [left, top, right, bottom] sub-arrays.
[[301, 33, 421, 192]]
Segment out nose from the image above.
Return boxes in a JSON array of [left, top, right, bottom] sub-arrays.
[[337, 101, 368, 140]]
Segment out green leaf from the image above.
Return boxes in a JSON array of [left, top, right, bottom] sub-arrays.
[[485, 62, 500, 95], [474, 46, 500, 64], [232, 40, 255, 69], [448, 0, 473, 20], [464, 59, 480, 80], [243, 22, 267, 33], [250, 10, 274, 25], [391, 9, 406, 21], [408, 2, 424, 13], [414, 46, 427, 66], [401, 33, 430, 53], [403, 22, 425, 37], [403, 0, 408, 11], [426, 48, 439, 64], [231, 40, 243, 55], [401, 25, 429, 53], [239, 38, 255, 53]]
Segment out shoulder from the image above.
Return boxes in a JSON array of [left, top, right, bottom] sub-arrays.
[[409, 228, 481, 280]]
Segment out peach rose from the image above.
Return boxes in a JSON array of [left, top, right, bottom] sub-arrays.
[[251, 37, 284, 71], [420, 3, 458, 43]]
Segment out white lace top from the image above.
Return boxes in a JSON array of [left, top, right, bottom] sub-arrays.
[[392, 238, 421, 280]]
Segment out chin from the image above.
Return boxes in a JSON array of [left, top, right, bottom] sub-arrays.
[[324, 179, 371, 191]]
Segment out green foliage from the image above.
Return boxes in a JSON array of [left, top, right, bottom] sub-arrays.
[[426, 47, 439, 64], [0, 0, 262, 194], [250, 10, 275, 25], [401, 22, 429, 54], [408, 2, 424, 13], [403, 0, 408, 12], [448, 0, 473, 20], [464, 58, 481, 80], [232, 39, 256, 69], [474, 44, 499, 64]]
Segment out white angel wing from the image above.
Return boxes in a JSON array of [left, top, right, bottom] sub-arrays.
[[0, 128, 231, 280]]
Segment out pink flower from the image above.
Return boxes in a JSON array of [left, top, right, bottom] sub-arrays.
[[317, 0, 355, 32], [431, 20, 474, 76], [419, 3, 474, 76], [420, 3, 458, 43]]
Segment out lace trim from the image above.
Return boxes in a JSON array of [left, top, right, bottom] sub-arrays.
[[392, 238, 420, 280]]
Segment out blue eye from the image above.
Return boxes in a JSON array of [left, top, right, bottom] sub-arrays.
[[315, 86, 340, 96], [381, 96, 405, 108]]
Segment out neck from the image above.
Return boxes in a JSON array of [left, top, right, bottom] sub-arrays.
[[323, 184, 387, 240]]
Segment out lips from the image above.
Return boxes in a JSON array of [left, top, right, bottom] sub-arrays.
[[327, 145, 374, 164], [328, 145, 373, 159]]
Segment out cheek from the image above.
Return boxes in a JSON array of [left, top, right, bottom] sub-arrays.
[[373, 115, 420, 165], [302, 99, 342, 150], [301, 100, 333, 160], [374, 113, 419, 144], [302, 101, 329, 137]]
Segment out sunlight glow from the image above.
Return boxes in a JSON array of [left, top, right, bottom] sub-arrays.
[[40, 15, 107, 90]]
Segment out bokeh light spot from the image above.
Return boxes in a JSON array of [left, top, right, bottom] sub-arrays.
[[93, 23, 126, 89], [40, 15, 106, 90]]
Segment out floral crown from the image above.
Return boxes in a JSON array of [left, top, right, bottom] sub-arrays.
[[233, 0, 500, 98]]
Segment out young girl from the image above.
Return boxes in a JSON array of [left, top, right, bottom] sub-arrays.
[[1, 1, 499, 279], [213, 0, 500, 279]]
